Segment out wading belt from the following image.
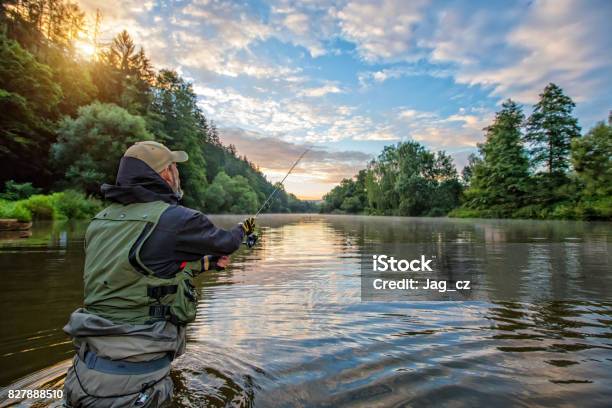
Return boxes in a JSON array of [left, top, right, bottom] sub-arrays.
[[82, 350, 172, 375], [72, 345, 172, 399]]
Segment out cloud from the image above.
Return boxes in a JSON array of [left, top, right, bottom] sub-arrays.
[[297, 84, 343, 97], [194, 85, 401, 143], [335, 0, 430, 62], [173, 30, 299, 79], [194, 85, 330, 134], [427, 0, 612, 104], [357, 65, 453, 88], [79, 0, 302, 80], [269, 1, 338, 58], [395, 107, 494, 148], [398, 109, 437, 120], [218, 127, 373, 187], [352, 128, 398, 141]]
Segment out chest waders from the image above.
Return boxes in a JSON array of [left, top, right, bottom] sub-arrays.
[[83, 200, 198, 326]]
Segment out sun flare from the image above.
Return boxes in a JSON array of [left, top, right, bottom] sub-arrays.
[[75, 40, 96, 58]]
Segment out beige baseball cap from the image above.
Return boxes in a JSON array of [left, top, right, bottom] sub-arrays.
[[124, 141, 188, 173]]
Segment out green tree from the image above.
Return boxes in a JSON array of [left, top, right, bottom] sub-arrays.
[[463, 99, 530, 217], [150, 70, 208, 209], [2, 0, 85, 53], [572, 121, 612, 197], [394, 142, 460, 216], [102, 30, 152, 80], [0, 31, 62, 188], [570, 121, 612, 219], [364, 167, 381, 213], [0, 180, 42, 200], [92, 31, 153, 113], [51, 102, 154, 194], [322, 177, 361, 213], [47, 49, 97, 115], [322, 141, 461, 216], [340, 196, 362, 213], [525, 83, 581, 176], [203, 171, 259, 214]]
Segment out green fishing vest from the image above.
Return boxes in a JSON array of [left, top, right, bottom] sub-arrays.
[[83, 200, 198, 326]]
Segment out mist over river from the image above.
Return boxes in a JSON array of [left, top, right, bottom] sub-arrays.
[[0, 214, 610, 407]]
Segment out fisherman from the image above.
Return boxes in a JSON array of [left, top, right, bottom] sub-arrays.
[[62, 141, 255, 407]]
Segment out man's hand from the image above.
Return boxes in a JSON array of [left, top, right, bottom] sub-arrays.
[[203, 255, 230, 271], [216, 256, 229, 270], [240, 217, 256, 235]]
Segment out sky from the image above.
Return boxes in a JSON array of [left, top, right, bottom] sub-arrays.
[[75, 0, 612, 199]]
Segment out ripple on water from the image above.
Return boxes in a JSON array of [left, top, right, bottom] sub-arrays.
[[1, 215, 611, 407]]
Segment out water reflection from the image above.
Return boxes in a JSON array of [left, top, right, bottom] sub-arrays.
[[0, 215, 610, 407]]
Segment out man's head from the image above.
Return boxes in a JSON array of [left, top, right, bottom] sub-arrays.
[[123, 141, 188, 198]]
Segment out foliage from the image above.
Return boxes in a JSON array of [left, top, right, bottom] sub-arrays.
[[51, 102, 154, 194], [455, 86, 610, 220], [0, 190, 101, 222], [322, 142, 462, 216], [48, 50, 97, 115], [203, 171, 259, 214], [321, 176, 365, 214], [0, 199, 32, 222], [571, 122, 611, 199], [0, 180, 41, 200], [447, 207, 484, 219], [22, 194, 57, 219], [462, 100, 530, 217], [461, 153, 481, 186], [525, 83, 581, 176], [0, 31, 62, 187], [149, 70, 208, 209], [50, 190, 102, 219], [570, 122, 612, 219]]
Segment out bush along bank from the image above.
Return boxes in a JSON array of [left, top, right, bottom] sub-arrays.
[[0, 189, 102, 224]]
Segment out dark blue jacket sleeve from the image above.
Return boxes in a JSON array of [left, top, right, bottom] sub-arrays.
[[175, 211, 244, 257], [139, 205, 244, 278]]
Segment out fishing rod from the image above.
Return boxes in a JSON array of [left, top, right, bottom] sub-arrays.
[[243, 146, 312, 248]]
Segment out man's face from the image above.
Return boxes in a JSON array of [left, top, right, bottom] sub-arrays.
[[162, 163, 183, 198]]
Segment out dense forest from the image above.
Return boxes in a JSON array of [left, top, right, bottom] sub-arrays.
[[0, 0, 317, 215], [321, 84, 611, 220]]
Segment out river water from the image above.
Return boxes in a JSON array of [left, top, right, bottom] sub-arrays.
[[0, 214, 610, 407]]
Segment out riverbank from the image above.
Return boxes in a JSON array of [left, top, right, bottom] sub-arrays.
[[321, 200, 612, 221], [448, 196, 612, 221]]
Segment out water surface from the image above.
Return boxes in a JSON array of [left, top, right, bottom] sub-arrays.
[[0, 215, 610, 407]]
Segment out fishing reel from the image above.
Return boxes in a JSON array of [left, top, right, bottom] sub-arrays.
[[244, 232, 258, 248]]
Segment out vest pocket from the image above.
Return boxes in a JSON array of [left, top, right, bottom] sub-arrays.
[[169, 275, 198, 324]]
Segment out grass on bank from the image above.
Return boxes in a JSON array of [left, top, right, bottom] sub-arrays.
[[0, 190, 102, 222]]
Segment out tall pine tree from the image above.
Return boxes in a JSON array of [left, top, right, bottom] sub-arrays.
[[525, 83, 580, 176], [464, 99, 530, 217]]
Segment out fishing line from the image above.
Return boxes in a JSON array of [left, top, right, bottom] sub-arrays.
[[255, 146, 312, 217], [243, 146, 312, 248]]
